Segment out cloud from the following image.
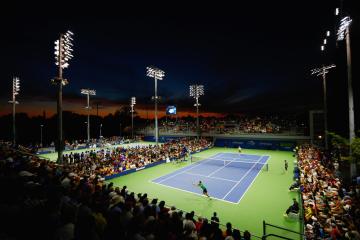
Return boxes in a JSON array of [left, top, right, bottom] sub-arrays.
[[223, 88, 261, 105]]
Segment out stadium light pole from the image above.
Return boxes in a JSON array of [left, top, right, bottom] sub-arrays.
[[190, 85, 204, 140], [337, 16, 356, 177], [311, 64, 336, 150], [40, 124, 44, 147], [130, 97, 136, 139], [99, 124, 102, 138], [8, 77, 20, 146], [51, 30, 74, 164], [146, 66, 165, 145], [81, 88, 96, 143]]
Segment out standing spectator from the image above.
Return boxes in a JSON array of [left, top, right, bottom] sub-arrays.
[[211, 212, 220, 229]]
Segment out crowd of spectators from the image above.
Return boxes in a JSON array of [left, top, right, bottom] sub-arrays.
[[296, 145, 360, 239], [0, 142, 252, 240], [34, 136, 139, 153], [62, 138, 212, 179], [144, 115, 306, 135]]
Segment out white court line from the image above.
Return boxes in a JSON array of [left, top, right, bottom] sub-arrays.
[[207, 159, 234, 177], [235, 155, 271, 204], [152, 153, 271, 204], [216, 156, 259, 161], [229, 157, 261, 162], [156, 158, 213, 184], [150, 180, 238, 204], [198, 157, 267, 168], [222, 155, 264, 200], [185, 172, 238, 183]]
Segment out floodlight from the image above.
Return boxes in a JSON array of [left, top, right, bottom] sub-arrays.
[[146, 66, 165, 80], [337, 16, 352, 41]]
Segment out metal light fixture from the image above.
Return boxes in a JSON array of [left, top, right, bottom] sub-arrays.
[[8, 77, 20, 146], [337, 16, 352, 41], [190, 84, 204, 139], [81, 88, 96, 143], [337, 15, 356, 177], [311, 64, 336, 150], [40, 124, 44, 147], [51, 30, 74, 164], [130, 96, 136, 139], [146, 66, 165, 144]]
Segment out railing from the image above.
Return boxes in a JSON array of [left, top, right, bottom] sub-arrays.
[[262, 234, 294, 240], [262, 221, 304, 240]]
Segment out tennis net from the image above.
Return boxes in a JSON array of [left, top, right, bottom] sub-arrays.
[[191, 156, 268, 171]]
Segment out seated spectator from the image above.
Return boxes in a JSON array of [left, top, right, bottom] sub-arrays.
[[243, 230, 251, 240], [284, 198, 299, 216], [232, 229, 241, 240], [289, 178, 300, 191], [223, 222, 233, 237]]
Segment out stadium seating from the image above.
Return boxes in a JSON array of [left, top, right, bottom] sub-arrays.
[[0, 141, 252, 240]]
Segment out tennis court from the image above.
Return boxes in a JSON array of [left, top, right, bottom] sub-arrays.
[[152, 153, 270, 203]]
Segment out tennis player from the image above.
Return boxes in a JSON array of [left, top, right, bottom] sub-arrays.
[[195, 181, 211, 198]]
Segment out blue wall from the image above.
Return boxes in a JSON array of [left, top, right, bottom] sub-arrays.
[[105, 160, 166, 180], [144, 135, 295, 151], [143, 135, 184, 143], [214, 138, 295, 151]]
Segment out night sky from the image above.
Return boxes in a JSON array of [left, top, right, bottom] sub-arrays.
[[0, 1, 358, 121]]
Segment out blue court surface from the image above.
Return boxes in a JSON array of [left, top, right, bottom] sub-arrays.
[[151, 153, 270, 204]]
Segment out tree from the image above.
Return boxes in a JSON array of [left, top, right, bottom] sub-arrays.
[[351, 137, 360, 165], [328, 132, 349, 161]]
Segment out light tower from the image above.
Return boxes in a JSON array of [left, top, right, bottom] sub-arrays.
[[8, 77, 20, 146], [190, 84, 204, 139], [81, 88, 96, 143], [311, 64, 336, 150], [51, 30, 74, 164], [146, 66, 165, 144], [130, 97, 136, 139], [337, 16, 356, 177], [40, 124, 44, 147]]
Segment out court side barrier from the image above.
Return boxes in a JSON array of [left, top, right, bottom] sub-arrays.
[[262, 221, 304, 240], [104, 160, 167, 180]]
